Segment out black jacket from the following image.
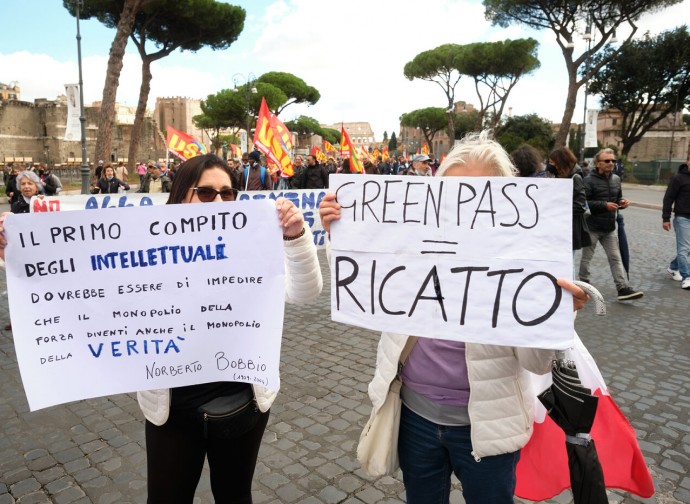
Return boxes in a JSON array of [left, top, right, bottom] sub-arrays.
[[569, 167, 592, 250], [296, 163, 329, 189], [584, 170, 623, 233], [96, 177, 130, 194], [662, 163, 690, 221], [11, 197, 31, 214]]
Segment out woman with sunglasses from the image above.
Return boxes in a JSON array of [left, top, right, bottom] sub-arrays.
[[137, 154, 323, 503]]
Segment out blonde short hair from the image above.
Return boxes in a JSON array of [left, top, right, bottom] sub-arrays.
[[436, 130, 517, 178]]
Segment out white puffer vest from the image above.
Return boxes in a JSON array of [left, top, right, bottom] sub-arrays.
[[368, 332, 554, 460]]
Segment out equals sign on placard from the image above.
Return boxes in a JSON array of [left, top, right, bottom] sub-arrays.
[[420, 240, 458, 255]]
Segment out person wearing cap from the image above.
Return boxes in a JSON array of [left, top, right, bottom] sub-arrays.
[[240, 151, 272, 191], [410, 154, 432, 176], [138, 163, 171, 194]]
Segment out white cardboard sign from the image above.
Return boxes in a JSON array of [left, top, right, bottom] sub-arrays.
[[6, 201, 285, 411], [329, 175, 574, 349]]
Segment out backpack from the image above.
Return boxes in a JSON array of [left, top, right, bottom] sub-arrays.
[[244, 166, 267, 189]]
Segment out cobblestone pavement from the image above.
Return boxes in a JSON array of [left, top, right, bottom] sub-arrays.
[[1, 203, 688, 504]]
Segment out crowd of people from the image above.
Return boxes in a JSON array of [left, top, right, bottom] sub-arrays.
[[0, 130, 687, 503]]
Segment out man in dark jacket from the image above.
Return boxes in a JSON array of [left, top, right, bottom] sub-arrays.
[[579, 148, 643, 301], [294, 154, 329, 189], [138, 163, 171, 193], [662, 153, 690, 289]]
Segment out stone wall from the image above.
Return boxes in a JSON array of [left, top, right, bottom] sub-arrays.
[[0, 99, 164, 168]]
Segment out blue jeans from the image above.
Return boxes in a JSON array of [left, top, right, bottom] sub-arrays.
[[670, 215, 690, 280], [398, 405, 520, 504]]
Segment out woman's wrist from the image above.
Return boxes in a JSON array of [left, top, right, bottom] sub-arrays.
[[283, 227, 306, 241]]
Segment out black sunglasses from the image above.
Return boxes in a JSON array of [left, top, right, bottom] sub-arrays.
[[599, 159, 615, 163], [192, 186, 237, 202]]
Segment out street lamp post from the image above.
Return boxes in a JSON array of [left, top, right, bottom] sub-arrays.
[[232, 73, 257, 152], [74, 0, 90, 194], [579, 23, 593, 164]]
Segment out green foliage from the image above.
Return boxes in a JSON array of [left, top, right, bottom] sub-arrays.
[[257, 72, 320, 115], [459, 38, 540, 128], [482, 0, 684, 147], [382, 131, 388, 142], [404, 43, 464, 82], [587, 26, 690, 156], [321, 128, 341, 145], [453, 110, 480, 139], [388, 131, 398, 151], [495, 113, 554, 154], [400, 107, 449, 146], [285, 116, 322, 135], [404, 44, 465, 138]]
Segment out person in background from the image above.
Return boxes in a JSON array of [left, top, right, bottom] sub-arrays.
[[662, 152, 690, 290], [548, 147, 592, 259], [511, 144, 547, 178], [95, 160, 104, 181], [5, 166, 21, 205], [138, 163, 172, 194], [11, 170, 43, 214], [41, 166, 63, 196], [114, 161, 129, 182], [137, 162, 147, 185], [93, 165, 130, 194], [138, 153, 322, 502], [318, 131, 589, 504], [579, 148, 643, 301], [408, 154, 431, 176], [240, 151, 272, 191], [293, 154, 329, 189]]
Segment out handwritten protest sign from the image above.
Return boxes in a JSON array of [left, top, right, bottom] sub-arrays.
[[32, 189, 328, 247], [5, 201, 284, 411], [329, 175, 574, 349]]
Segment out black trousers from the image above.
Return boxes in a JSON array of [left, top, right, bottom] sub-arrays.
[[145, 408, 269, 503]]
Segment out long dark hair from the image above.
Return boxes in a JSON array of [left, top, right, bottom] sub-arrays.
[[167, 154, 233, 204], [549, 147, 577, 178]]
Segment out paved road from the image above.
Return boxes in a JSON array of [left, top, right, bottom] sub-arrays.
[[1, 197, 688, 503]]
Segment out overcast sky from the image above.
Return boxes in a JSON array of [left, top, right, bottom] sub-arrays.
[[2, 0, 688, 141]]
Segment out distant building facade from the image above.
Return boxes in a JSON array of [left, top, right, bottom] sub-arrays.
[[153, 97, 208, 143], [0, 95, 163, 170], [597, 108, 689, 163], [0, 82, 20, 101], [321, 122, 375, 147]]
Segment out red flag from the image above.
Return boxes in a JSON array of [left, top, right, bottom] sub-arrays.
[[323, 140, 337, 152], [229, 144, 242, 159], [311, 146, 327, 163], [253, 97, 294, 177], [422, 142, 429, 155], [515, 334, 654, 500], [340, 126, 364, 173], [166, 126, 207, 160]]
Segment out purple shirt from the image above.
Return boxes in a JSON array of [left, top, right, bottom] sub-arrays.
[[401, 338, 469, 406]]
